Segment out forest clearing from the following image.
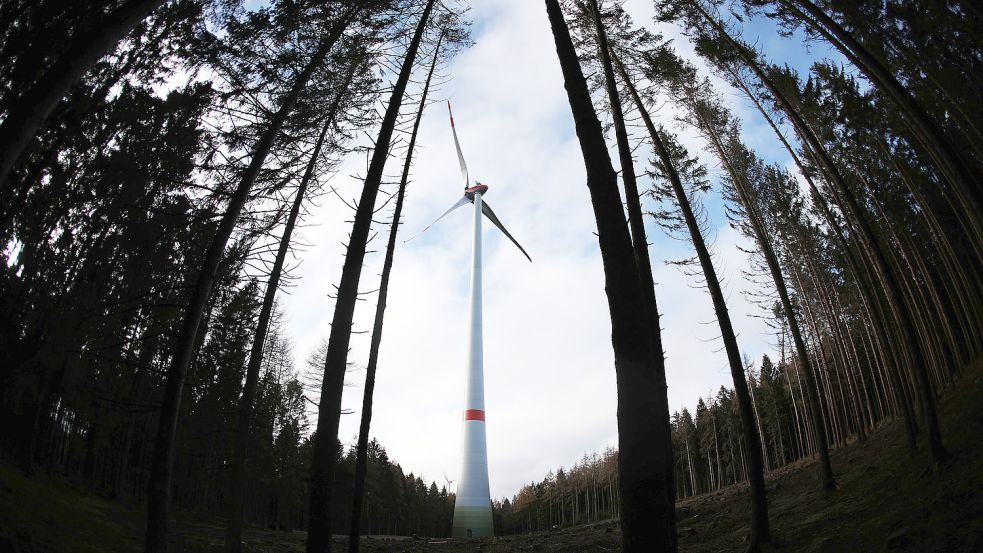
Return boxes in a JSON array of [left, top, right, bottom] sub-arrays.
[[2, 360, 981, 552], [2, 0, 983, 552]]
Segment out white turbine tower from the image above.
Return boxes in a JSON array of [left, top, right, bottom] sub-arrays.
[[411, 102, 531, 538]]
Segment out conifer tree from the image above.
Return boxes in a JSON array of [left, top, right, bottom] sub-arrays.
[[305, 2, 437, 551], [545, 0, 673, 550], [348, 25, 449, 552], [146, 4, 362, 550]]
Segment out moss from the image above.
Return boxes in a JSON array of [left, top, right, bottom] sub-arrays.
[[0, 467, 138, 552]]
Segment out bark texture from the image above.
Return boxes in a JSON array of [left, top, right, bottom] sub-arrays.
[[588, 6, 676, 549]]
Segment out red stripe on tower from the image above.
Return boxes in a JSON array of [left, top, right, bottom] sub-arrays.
[[464, 409, 485, 421]]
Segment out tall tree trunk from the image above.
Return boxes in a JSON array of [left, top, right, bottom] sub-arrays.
[[876, 139, 983, 363], [588, 6, 675, 549], [684, 437, 696, 497], [614, 57, 770, 546], [347, 30, 443, 553], [305, 2, 436, 552], [0, 0, 169, 197], [225, 63, 354, 553], [545, 1, 673, 551], [144, 13, 354, 552], [662, 123, 771, 547]]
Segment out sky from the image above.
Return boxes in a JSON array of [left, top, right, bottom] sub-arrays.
[[276, 0, 836, 500]]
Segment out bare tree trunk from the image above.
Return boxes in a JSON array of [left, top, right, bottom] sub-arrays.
[[225, 64, 354, 553], [665, 126, 770, 547], [684, 433, 696, 497], [685, 93, 836, 489], [788, 258, 840, 448], [144, 14, 352, 551], [347, 30, 443, 553], [615, 58, 770, 546], [588, 7, 676, 549], [746, 368, 770, 471], [804, 254, 865, 442], [545, 1, 673, 550], [305, 2, 436, 552], [726, 58, 923, 455], [713, 415, 722, 490], [873, 143, 983, 356]]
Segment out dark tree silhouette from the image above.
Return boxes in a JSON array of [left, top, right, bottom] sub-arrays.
[[0, 0, 171, 194], [545, 0, 674, 550], [224, 57, 363, 553], [347, 28, 445, 553], [145, 7, 358, 551], [305, 2, 436, 551], [581, 6, 676, 546]]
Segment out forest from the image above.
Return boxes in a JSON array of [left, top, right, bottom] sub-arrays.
[[0, 0, 981, 552]]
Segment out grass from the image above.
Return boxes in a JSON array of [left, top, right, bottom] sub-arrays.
[[0, 466, 138, 552], [2, 360, 982, 552]]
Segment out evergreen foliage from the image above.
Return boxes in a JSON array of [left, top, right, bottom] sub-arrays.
[[0, 0, 980, 549]]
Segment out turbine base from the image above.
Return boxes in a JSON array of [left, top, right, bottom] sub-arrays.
[[451, 504, 493, 538]]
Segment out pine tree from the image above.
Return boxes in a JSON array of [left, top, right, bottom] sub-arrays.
[[545, 0, 673, 550], [305, 2, 437, 551]]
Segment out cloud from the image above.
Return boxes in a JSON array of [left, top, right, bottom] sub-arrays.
[[281, 0, 779, 500]]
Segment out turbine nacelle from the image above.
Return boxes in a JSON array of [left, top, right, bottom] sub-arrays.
[[465, 182, 489, 198], [406, 105, 531, 262]]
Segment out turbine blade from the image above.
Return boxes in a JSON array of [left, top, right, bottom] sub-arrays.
[[448, 101, 469, 188], [481, 200, 532, 262], [404, 195, 471, 243]]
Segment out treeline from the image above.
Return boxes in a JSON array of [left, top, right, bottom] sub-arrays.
[[330, 440, 456, 538], [493, 448, 620, 534], [0, 0, 464, 551], [543, 0, 983, 550], [495, 340, 889, 535]]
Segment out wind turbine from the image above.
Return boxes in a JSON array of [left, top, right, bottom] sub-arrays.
[[411, 102, 531, 538]]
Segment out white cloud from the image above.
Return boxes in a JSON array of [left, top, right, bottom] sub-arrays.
[[281, 0, 777, 500]]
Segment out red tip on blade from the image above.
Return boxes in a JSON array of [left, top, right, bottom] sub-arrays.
[[448, 101, 454, 127]]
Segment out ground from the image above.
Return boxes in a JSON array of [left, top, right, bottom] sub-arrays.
[[2, 361, 982, 552]]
